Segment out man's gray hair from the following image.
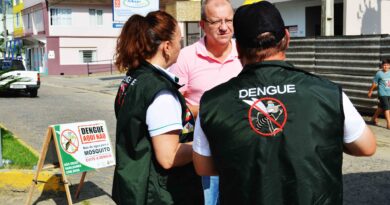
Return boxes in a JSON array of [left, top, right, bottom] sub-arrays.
[[201, 0, 233, 20]]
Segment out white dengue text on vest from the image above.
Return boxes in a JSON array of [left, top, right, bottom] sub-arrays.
[[239, 84, 296, 98]]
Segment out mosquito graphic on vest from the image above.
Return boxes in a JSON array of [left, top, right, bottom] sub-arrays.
[[244, 98, 284, 133]]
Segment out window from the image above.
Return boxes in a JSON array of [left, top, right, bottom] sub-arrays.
[[14, 0, 21, 6], [50, 8, 72, 26], [16, 13, 21, 27], [27, 13, 31, 29], [89, 9, 103, 26], [79, 50, 97, 63]]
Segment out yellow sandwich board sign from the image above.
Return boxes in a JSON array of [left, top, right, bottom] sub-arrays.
[[26, 120, 115, 205]]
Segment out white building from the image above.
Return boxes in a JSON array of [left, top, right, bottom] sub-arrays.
[[19, 0, 196, 75], [21, 0, 118, 74], [233, 0, 390, 37]]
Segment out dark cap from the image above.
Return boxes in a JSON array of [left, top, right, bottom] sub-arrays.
[[233, 1, 285, 49]]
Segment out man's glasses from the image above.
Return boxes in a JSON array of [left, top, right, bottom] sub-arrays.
[[203, 18, 233, 27]]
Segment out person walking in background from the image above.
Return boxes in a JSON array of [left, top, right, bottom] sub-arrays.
[[170, 0, 242, 204], [112, 11, 202, 205], [368, 59, 390, 129], [193, 1, 376, 204]]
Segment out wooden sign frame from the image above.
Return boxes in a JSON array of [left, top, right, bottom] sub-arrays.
[[25, 127, 86, 205]]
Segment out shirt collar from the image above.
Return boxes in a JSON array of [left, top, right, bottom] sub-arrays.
[[152, 64, 179, 83], [195, 37, 238, 62]]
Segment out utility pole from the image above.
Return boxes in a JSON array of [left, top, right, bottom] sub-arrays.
[[321, 0, 334, 36], [2, 0, 7, 57]]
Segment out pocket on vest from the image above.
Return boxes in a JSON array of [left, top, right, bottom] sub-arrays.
[[313, 144, 343, 204]]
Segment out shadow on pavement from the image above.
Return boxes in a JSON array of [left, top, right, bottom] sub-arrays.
[[31, 179, 110, 204], [0, 90, 35, 98], [343, 171, 390, 205]]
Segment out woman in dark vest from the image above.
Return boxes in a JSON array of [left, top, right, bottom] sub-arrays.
[[112, 11, 203, 205]]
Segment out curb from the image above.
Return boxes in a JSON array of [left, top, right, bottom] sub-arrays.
[[0, 169, 64, 192], [0, 124, 63, 192]]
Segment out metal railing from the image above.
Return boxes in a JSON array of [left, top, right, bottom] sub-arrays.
[[286, 34, 390, 114], [86, 59, 117, 76]]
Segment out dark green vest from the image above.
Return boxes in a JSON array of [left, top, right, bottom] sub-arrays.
[[112, 61, 202, 205], [200, 61, 344, 205]]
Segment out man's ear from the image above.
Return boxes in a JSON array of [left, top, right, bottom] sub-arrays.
[[236, 43, 246, 66], [236, 42, 242, 60], [284, 29, 290, 49], [199, 20, 205, 30]]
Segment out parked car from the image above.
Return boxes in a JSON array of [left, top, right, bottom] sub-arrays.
[[0, 59, 40, 97]]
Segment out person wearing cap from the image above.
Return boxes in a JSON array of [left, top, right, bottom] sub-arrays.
[[170, 0, 242, 204], [192, 1, 376, 204]]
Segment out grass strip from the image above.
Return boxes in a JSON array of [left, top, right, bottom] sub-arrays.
[[1, 128, 38, 169]]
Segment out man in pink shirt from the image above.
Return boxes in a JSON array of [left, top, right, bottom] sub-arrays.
[[170, 0, 242, 118], [170, 0, 242, 204]]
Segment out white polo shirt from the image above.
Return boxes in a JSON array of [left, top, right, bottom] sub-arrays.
[[146, 65, 183, 137]]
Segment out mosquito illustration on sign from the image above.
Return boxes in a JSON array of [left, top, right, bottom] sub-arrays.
[[60, 129, 79, 154], [244, 97, 287, 136]]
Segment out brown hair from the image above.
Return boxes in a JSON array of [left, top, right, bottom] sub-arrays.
[[114, 11, 178, 72], [381, 59, 390, 65], [238, 32, 288, 63]]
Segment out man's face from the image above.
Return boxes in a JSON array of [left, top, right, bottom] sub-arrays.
[[201, 2, 234, 47]]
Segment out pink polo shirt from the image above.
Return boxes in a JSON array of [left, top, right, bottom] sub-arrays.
[[170, 37, 242, 105]]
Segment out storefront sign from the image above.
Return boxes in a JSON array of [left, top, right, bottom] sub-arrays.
[[112, 0, 159, 28]]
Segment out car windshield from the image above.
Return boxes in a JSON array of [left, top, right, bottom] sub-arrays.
[[0, 59, 25, 71]]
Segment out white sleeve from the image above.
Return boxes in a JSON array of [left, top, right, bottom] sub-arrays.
[[193, 116, 212, 156], [343, 92, 366, 143], [146, 90, 183, 137]]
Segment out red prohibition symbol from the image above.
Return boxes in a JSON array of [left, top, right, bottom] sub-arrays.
[[248, 97, 287, 136], [60, 129, 79, 154]]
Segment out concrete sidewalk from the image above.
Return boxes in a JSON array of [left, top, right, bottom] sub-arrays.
[[40, 73, 125, 96]]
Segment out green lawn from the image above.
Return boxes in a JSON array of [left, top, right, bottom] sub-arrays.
[[1, 128, 38, 169]]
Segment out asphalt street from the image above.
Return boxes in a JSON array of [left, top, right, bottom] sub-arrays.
[[0, 73, 389, 204]]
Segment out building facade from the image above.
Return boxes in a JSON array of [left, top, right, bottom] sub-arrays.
[[265, 0, 390, 37], [15, 0, 390, 75], [21, 0, 118, 75], [18, 0, 200, 75]]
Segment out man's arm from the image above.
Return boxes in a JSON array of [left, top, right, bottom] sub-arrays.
[[344, 126, 376, 156], [193, 151, 218, 176], [342, 93, 376, 156], [192, 116, 218, 176], [367, 82, 377, 98]]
